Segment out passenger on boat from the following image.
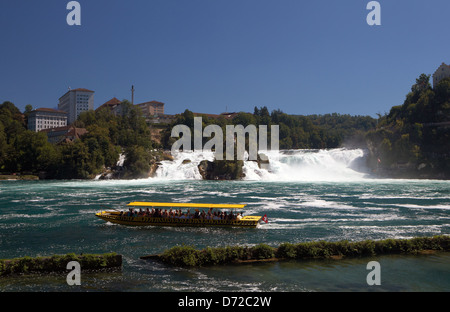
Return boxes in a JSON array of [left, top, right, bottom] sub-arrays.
[[120, 207, 242, 221]]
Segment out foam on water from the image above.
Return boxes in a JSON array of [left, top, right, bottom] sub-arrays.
[[154, 150, 215, 180], [153, 148, 370, 182], [1, 149, 449, 291], [243, 148, 369, 181]]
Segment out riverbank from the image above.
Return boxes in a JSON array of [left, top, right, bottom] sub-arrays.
[[0, 253, 122, 276], [143, 236, 450, 267], [0, 174, 39, 181]]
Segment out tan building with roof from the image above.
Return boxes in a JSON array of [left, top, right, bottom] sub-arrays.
[[27, 108, 68, 132], [433, 62, 450, 87], [135, 100, 164, 117]]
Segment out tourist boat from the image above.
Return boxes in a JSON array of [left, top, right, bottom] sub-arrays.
[[95, 202, 266, 228]]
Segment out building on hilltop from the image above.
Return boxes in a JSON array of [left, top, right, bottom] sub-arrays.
[[27, 108, 68, 132], [193, 112, 238, 120], [148, 114, 176, 124], [41, 125, 87, 144], [96, 97, 123, 115], [135, 100, 164, 117], [58, 88, 94, 124], [433, 62, 450, 87]]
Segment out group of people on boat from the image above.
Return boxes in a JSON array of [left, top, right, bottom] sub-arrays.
[[120, 207, 243, 221]]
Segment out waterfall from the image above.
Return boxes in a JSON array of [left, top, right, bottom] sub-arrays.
[[154, 148, 370, 181], [116, 153, 126, 167], [154, 150, 215, 180], [242, 148, 369, 181]]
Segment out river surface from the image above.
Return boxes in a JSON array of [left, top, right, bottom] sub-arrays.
[[0, 149, 449, 292]]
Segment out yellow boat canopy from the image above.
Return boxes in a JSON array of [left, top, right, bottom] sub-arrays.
[[127, 202, 246, 209]]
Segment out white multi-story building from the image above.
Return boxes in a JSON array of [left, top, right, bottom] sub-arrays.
[[58, 88, 94, 124], [433, 62, 450, 87], [27, 108, 68, 132]]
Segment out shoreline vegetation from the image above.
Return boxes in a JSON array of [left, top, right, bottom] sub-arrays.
[[0, 237, 448, 274], [142, 236, 450, 267], [0, 253, 122, 277], [0, 75, 448, 181], [0, 174, 39, 180]]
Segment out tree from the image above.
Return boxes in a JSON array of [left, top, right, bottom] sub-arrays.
[[411, 73, 431, 94], [366, 73, 449, 178], [0, 121, 7, 169], [24, 105, 33, 114], [13, 131, 57, 173], [123, 145, 152, 179]]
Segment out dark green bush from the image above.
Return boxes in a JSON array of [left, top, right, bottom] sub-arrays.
[[156, 235, 450, 267], [161, 245, 201, 266], [0, 253, 121, 276], [251, 244, 275, 260], [276, 243, 297, 259]]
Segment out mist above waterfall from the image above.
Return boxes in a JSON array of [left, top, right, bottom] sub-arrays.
[[154, 148, 370, 182]]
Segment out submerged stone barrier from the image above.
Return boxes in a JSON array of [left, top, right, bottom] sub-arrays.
[[142, 235, 450, 267], [0, 252, 122, 276]]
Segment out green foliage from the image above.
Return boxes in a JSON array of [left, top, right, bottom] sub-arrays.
[[123, 145, 152, 178], [157, 236, 450, 267], [0, 100, 153, 179], [366, 76, 450, 177], [251, 244, 275, 259], [161, 244, 274, 267], [160, 245, 200, 267], [0, 253, 121, 276], [161, 108, 376, 153], [276, 243, 297, 258], [210, 158, 244, 180]]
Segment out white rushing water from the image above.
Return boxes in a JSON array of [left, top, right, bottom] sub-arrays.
[[154, 150, 216, 180], [154, 148, 370, 181], [243, 148, 369, 181]]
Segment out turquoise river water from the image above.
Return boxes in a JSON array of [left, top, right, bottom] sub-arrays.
[[0, 149, 449, 292]]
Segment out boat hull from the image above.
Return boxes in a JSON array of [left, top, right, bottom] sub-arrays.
[[96, 211, 261, 228]]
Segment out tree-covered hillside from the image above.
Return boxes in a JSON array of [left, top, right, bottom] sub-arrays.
[[0, 100, 154, 179], [161, 107, 376, 151], [2, 72, 447, 181], [366, 74, 450, 178]]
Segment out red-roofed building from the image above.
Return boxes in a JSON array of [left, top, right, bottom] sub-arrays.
[[41, 125, 87, 144], [96, 97, 123, 115]]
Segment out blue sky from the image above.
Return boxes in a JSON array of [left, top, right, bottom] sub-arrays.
[[1, 0, 449, 117]]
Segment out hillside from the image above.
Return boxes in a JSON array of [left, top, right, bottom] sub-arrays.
[[366, 74, 450, 179]]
